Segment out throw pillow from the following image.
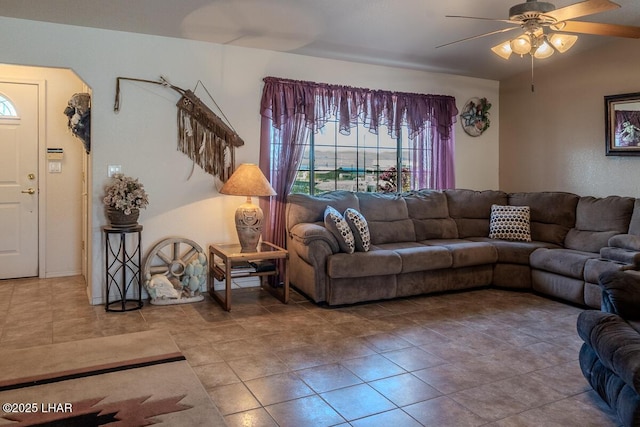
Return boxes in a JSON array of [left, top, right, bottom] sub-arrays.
[[489, 205, 532, 242], [344, 208, 371, 252], [324, 206, 355, 254]]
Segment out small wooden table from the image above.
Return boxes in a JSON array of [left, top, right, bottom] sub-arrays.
[[208, 241, 289, 311]]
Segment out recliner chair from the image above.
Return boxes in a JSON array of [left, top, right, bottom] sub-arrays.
[[577, 270, 640, 427]]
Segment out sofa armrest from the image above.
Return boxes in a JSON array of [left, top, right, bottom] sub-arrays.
[[578, 310, 640, 395], [609, 234, 640, 251], [289, 223, 339, 253], [599, 271, 640, 319]]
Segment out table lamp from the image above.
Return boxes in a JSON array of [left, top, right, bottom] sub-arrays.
[[219, 163, 276, 252]]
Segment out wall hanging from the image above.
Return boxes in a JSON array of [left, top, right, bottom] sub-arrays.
[[114, 76, 244, 181], [460, 97, 491, 137], [64, 92, 91, 153], [605, 92, 640, 156]]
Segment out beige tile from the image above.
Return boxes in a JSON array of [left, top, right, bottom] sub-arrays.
[[265, 395, 345, 427], [224, 408, 278, 427], [295, 363, 363, 393], [403, 396, 487, 427], [320, 383, 396, 421], [208, 382, 261, 415], [244, 372, 314, 406]]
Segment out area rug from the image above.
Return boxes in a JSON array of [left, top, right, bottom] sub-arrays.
[[0, 330, 226, 426]]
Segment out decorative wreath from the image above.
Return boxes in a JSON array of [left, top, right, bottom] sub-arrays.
[[460, 97, 491, 137]]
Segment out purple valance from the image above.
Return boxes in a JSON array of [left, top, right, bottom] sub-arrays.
[[260, 77, 458, 140]]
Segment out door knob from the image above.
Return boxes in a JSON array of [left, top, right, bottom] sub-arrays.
[[21, 188, 36, 195]]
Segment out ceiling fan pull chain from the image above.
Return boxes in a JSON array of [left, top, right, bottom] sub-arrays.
[[531, 54, 535, 93]]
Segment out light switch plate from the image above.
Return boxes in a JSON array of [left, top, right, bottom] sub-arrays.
[[108, 165, 122, 177], [48, 161, 62, 173]]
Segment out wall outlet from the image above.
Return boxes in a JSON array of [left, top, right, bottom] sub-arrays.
[[108, 165, 122, 177]]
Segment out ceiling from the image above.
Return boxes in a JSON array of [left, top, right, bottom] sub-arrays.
[[1, 0, 639, 80]]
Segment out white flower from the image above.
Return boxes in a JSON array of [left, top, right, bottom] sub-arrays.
[[103, 174, 149, 214]]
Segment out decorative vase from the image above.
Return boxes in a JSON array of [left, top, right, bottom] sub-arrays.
[[107, 208, 140, 228]]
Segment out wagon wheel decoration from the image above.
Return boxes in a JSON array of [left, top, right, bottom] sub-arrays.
[[142, 237, 207, 304]]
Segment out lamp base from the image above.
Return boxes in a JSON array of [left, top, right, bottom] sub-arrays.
[[235, 201, 263, 252]]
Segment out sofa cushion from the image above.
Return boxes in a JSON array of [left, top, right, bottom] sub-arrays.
[[356, 193, 415, 244], [422, 239, 498, 268], [629, 199, 640, 235], [530, 247, 599, 279], [445, 189, 508, 238], [324, 206, 355, 254], [287, 191, 359, 229], [405, 190, 459, 240], [469, 237, 559, 264], [344, 208, 370, 252], [376, 242, 452, 273], [327, 249, 402, 278], [508, 192, 579, 245], [565, 196, 635, 253], [489, 205, 531, 242]]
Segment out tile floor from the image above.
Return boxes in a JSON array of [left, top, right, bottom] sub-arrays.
[[0, 276, 622, 427]]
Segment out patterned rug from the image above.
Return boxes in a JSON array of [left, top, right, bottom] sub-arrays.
[[0, 330, 226, 426]]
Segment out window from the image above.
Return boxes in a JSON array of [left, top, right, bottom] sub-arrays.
[[292, 120, 412, 195], [0, 94, 18, 117]]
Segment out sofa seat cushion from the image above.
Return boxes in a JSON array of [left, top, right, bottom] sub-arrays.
[[421, 239, 498, 268], [530, 248, 599, 279], [376, 242, 452, 273], [583, 258, 629, 284], [327, 249, 402, 279], [469, 237, 559, 264]]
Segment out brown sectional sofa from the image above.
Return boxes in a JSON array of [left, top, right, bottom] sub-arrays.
[[285, 189, 640, 307]]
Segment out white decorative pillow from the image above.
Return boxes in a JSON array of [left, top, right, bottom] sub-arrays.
[[344, 208, 370, 252], [324, 206, 355, 254], [489, 205, 532, 242]]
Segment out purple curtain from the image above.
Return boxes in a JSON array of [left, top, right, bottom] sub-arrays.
[[259, 76, 458, 248]]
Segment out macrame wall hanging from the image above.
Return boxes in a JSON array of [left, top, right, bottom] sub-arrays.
[[114, 76, 244, 181]]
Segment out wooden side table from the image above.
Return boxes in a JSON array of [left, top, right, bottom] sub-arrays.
[[208, 241, 289, 311], [103, 225, 143, 312]]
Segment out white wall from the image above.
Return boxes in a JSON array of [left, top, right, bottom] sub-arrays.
[[500, 38, 640, 198], [0, 17, 499, 304], [0, 64, 85, 277]]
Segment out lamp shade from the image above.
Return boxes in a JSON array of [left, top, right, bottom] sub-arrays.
[[491, 40, 513, 60], [533, 40, 554, 59], [219, 163, 276, 197], [510, 34, 532, 55], [549, 33, 578, 53]]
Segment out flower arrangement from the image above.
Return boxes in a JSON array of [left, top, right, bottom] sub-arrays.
[[103, 174, 149, 215], [378, 166, 410, 193]]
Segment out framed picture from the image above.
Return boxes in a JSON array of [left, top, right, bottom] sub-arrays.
[[605, 92, 640, 156]]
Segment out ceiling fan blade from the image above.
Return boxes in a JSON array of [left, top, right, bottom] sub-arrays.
[[545, 0, 620, 23], [436, 26, 520, 49], [445, 15, 518, 25], [561, 20, 640, 38]]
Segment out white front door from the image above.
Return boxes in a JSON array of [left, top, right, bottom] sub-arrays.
[[0, 82, 39, 279]]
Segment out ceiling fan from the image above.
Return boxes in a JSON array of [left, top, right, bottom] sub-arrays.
[[438, 0, 640, 60]]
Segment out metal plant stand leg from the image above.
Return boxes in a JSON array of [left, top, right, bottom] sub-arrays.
[[103, 225, 143, 312]]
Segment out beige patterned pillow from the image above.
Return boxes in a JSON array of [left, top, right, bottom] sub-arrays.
[[489, 205, 531, 242], [344, 208, 370, 252], [324, 206, 355, 254]]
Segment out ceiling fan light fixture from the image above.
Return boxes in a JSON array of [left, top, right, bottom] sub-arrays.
[[491, 41, 512, 59], [533, 40, 554, 58], [549, 33, 578, 53], [510, 34, 532, 55]]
